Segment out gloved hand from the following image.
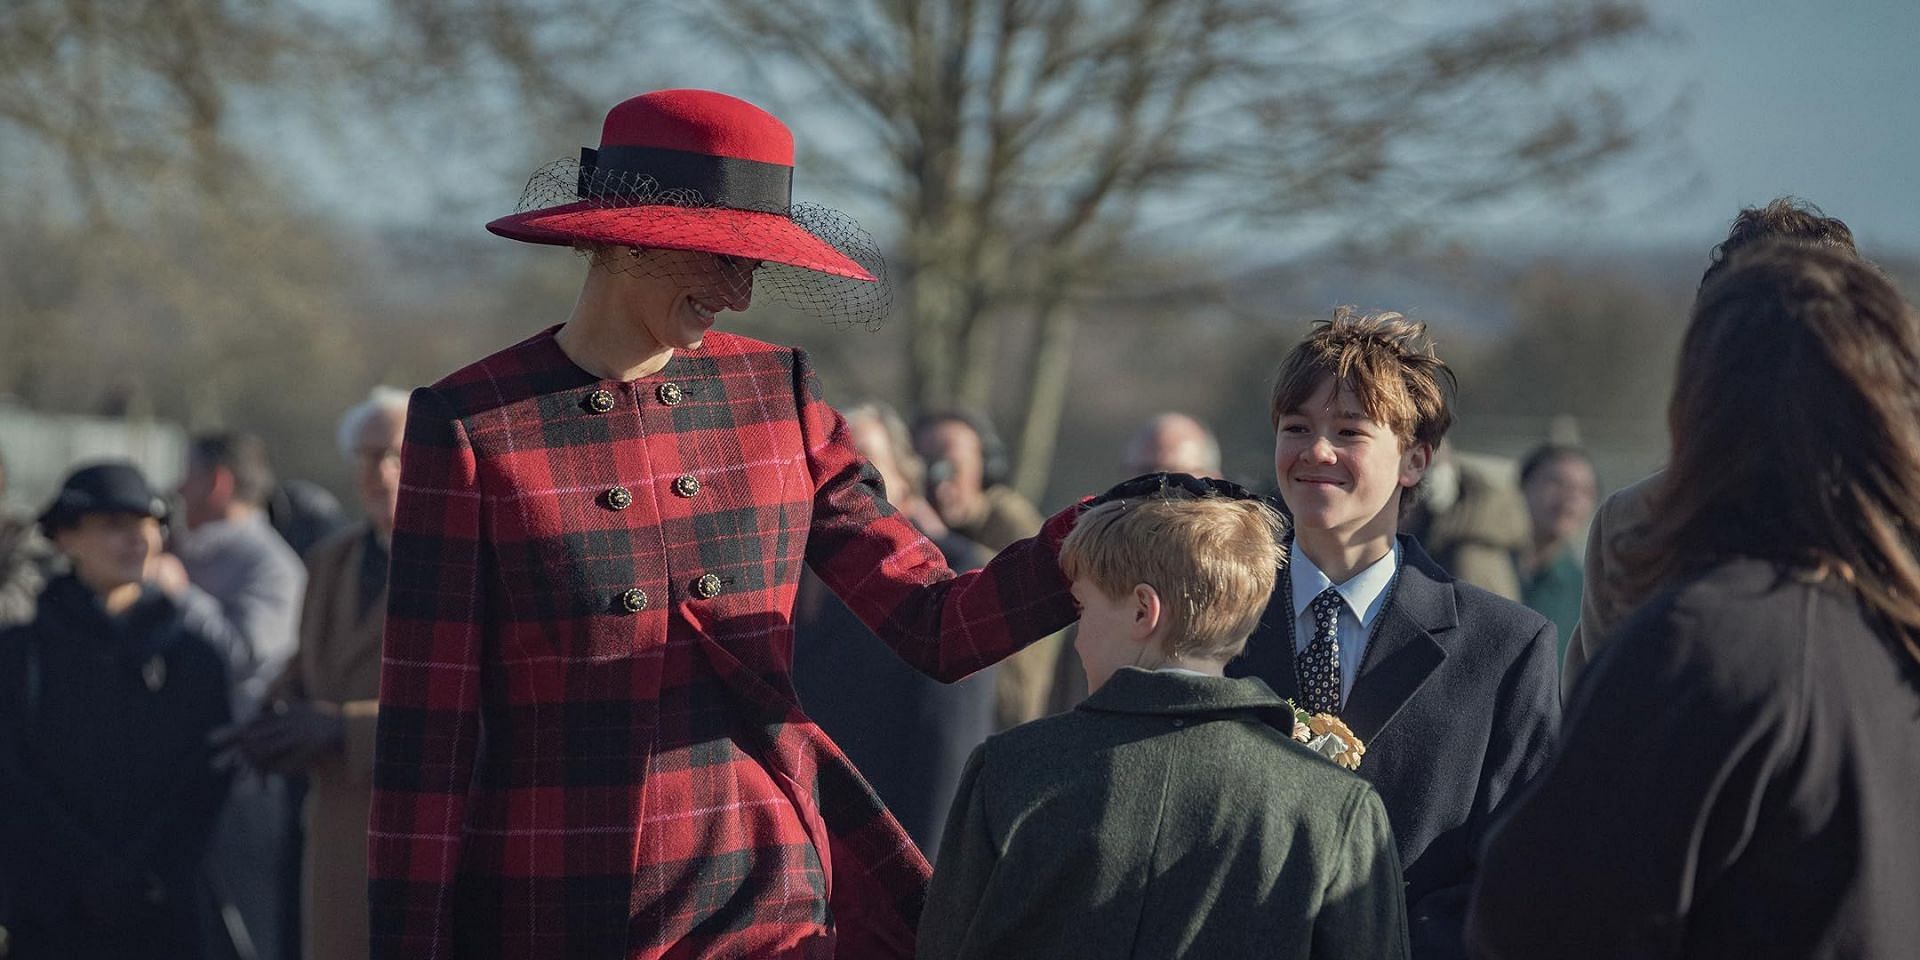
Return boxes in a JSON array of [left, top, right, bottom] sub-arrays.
[[229, 699, 346, 774], [1085, 472, 1259, 507]]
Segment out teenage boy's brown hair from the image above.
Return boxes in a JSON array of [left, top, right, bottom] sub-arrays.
[[1059, 496, 1285, 661], [1269, 307, 1457, 451]]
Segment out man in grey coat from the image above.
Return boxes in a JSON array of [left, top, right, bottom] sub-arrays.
[[162, 431, 305, 960], [920, 488, 1408, 960]]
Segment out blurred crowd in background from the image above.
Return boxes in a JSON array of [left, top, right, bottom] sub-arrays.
[[0, 380, 1597, 958], [3, 1, 1918, 957]]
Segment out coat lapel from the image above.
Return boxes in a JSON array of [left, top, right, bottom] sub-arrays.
[[1235, 586, 1304, 702], [1341, 536, 1455, 743]]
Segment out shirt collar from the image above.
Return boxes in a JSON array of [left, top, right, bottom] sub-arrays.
[[1155, 666, 1220, 679], [1289, 540, 1400, 629]]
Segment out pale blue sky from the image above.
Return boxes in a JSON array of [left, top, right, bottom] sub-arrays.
[[285, 1, 1919, 257], [1490, 0, 1920, 255]]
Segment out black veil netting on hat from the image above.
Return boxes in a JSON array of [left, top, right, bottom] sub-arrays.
[[510, 160, 892, 331]]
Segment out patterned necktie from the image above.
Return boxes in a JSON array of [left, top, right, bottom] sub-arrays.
[[1298, 588, 1344, 714]]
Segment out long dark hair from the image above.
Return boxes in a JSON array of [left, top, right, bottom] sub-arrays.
[[1622, 241, 1920, 665]]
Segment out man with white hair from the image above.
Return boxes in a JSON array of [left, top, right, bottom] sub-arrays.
[[231, 386, 408, 960]]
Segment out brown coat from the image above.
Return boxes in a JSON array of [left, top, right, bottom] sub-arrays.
[[1560, 471, 1657, 701], [274, 524, 384, 960]]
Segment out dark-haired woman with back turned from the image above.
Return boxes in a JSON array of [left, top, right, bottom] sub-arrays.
[[1467, 241, 1920, 958]]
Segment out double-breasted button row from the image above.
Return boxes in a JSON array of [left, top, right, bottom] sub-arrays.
[[585, 384, 683, 413], [597, 479, 695, 509], [612, 577, 725, 611], [613, 577, 722, 612]]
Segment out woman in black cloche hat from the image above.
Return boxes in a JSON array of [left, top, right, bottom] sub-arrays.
[[0, 462, 234, 960]]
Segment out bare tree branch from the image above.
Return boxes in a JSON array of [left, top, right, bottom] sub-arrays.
[[691, 0, 1668, 498]]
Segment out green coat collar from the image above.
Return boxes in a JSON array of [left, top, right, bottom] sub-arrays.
[[1077, 667, 1291, 719]]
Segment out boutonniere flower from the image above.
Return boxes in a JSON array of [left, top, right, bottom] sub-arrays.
[[1286, 701, 1366, 770]]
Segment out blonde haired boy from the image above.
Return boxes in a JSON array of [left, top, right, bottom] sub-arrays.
[[918, 491, 1409, 960]]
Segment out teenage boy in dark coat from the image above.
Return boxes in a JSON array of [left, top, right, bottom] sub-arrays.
[[919, 490, 1408, 960], [1231, 309, 1560, 959], [0, 463, 233, 959]]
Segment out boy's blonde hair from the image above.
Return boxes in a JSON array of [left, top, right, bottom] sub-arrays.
[[1269, 306, 1456, 449], [1059, 497, 1286, 662]]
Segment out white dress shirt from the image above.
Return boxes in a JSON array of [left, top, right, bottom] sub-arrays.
[[1290, 542, 1401, 702]]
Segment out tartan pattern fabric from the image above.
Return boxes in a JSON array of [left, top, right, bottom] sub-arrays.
[[1298, 588, 1344, 714], [367, 326, 1079, 960]]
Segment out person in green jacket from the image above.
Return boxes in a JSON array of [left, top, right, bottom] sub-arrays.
[[918, 488, 1409, 960]]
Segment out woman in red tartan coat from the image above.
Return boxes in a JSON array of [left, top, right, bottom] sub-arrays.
[[366, 90, 1080, 960]]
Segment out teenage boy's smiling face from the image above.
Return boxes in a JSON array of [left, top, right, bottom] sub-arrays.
[[1274, 376, 1429, 540]]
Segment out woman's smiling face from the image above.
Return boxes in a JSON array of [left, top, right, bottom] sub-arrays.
[[611, 248, 761, 349]]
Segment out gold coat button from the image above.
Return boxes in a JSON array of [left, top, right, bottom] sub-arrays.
[[620, 588, 649, 613], [692, 574, 722, 599], [672, 474, 701, 498], [657, 382, 685, 406], [586, 389, 617, 414], [604, 486, 634, 510]]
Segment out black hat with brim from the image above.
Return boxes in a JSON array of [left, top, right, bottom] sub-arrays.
[[38, 461, 170, 531]]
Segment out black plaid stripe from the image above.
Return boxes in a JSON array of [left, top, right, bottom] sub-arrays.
[[662, 354, 744, 434], [445, 872, 634, 959], [684, 503, 781, 595], [537, 392, 622, 448], [630, 845, 828, 948]]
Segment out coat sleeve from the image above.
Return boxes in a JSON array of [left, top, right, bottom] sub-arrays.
[[229, 543, 306, 709], [174, 582, 254, 693], [917, 744, 996, 960], [1409, 618, 1560, 958], [366, 386, 486, 960], [178, 538, 306, 714], [1562, 476, 1654, 700], [1561, 492, 1616, 698], [792, 349, 1077, 681], [0, 628, 126, 891], [1314, 785, 1410, 960], [1467, 595, 1789, 958]]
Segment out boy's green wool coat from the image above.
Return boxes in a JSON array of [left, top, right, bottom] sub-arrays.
[[918, 668, 1410, 960]]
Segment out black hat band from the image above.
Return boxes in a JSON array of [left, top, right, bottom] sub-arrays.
[[578, 145, 794, 214]]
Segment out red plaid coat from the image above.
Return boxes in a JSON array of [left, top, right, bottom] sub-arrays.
[[368, 327, 1077, 960]]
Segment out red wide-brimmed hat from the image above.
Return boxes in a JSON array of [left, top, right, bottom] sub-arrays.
[[488, 90, 878, 283]]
